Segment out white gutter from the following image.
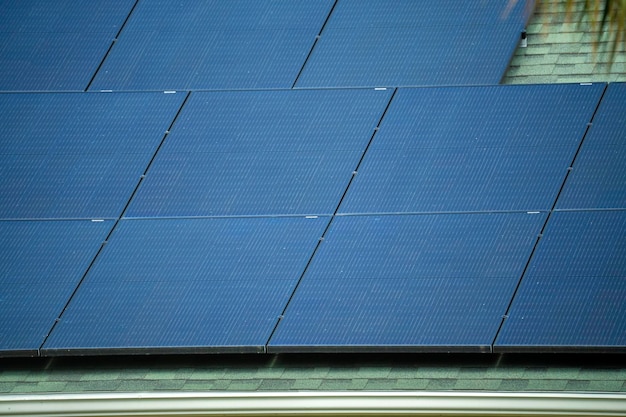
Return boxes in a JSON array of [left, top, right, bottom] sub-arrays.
[[1, 391, 626, 417]]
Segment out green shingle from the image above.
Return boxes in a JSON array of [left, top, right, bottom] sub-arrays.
[[226, 380, 262, 391], [291, 378, 323, 390], [363, 378, 399, 390], [587, 380, 625, 392], [257, 379, 296, 391], [387, 367, 419, 379], [64, 380, 121, 392], [557, 53, 591, 64], [117, 380, 161, 391], [0, 371, 32, 382], [10, 383, 42, 393], [282, 367, 330, 379], [254, 367, 285, 379], [566, 380, 591, 391], [79, 370, 120, 381], [504, 0, 626, 84], [356, 367, 391, 379], [550, 43, 583, 54], [318, 379, 368, 390], [426, 379, 459, 390], [526, 379, 570, 391], [144, 370, 180, 380], [188, 368, 227, 380], [498, 379, 530, 391], [521, 45, 553, 56], [392, 379, 430, 390], [452, 379, 502, 390], [0, 383, 17, 392], [546, 31, 584, 43], [415, 368, 459, 379]]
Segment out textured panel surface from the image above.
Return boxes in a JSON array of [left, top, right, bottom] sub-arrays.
[[0, 92, 184, 219], [0, 220, 112, 356], [43, 217, 328, 354], [269, 212, 545, 352], [495, 211, 626, 352], [123, 0, 331, 31], [90, 1, 334, 90], [127, 89, 392, 217], [296, 0, 528, 87], [0, 0, 134, 90], [557, 83, 626, 210], [340, 84, 605, 214], [0, 32, 114, 91], [0, 0, 134, 32]]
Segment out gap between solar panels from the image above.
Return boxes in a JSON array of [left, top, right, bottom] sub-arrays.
[[83, 0, 141, 92], [266, 83, 611, 354], [36, 91, 192, 357], [264, 88, 399, 348], [491, 84, 609, 351], [290, 0, 339, 89]]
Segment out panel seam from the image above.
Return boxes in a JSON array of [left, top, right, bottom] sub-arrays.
[[84, 0, 141, 91], [490, 83, 610, 352], [264, 88, 398, 351], [290, 0, 339, 89], [38, 91, 192, 356]]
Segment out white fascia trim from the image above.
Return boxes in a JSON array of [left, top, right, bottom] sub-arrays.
[[2, 391, 626, 417]]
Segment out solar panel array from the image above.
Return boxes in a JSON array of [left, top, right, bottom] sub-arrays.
[[1, 0, 624, 356]]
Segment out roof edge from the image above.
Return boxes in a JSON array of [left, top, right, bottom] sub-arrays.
[[2, 391, 626, 417]]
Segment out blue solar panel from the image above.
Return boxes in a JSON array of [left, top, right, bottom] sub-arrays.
[[494, 211, 626, 352], [42, 216, 328, 354], [296, 0, 528, 87], [123, 0, 333, 31], [339, 84, 605, 214], [0, 92, 185, 219], [89, 1, 334, 90], [268, 212, 545, 352], [0, 1, 135, 91], [126, 89, 392, 217], [0, 220, 112, 356], [557, 83, 626, 210], [0, 0, 134, 32], [0, 33, 115, 91]]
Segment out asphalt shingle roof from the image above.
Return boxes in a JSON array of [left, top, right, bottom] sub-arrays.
[[2, 354, 626, 394], [503, 0, 626, 84]]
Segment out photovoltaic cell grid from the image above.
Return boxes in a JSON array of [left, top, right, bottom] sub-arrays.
[[268, 213, 546, 352], [0, 0, 623, 357], [0, 0, 135, 91], [557, 82, 626, 210], [126, 89, 393, 218], [0, 220, 112, 356], [494, 211, 626, 352], [339, 84, 605, 214], [0, 92, 185, 220], [296, 0, 529, 88], [494, 83, 626, 352], [42, 217, 328, 355], [89, 0, 335, 90]]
